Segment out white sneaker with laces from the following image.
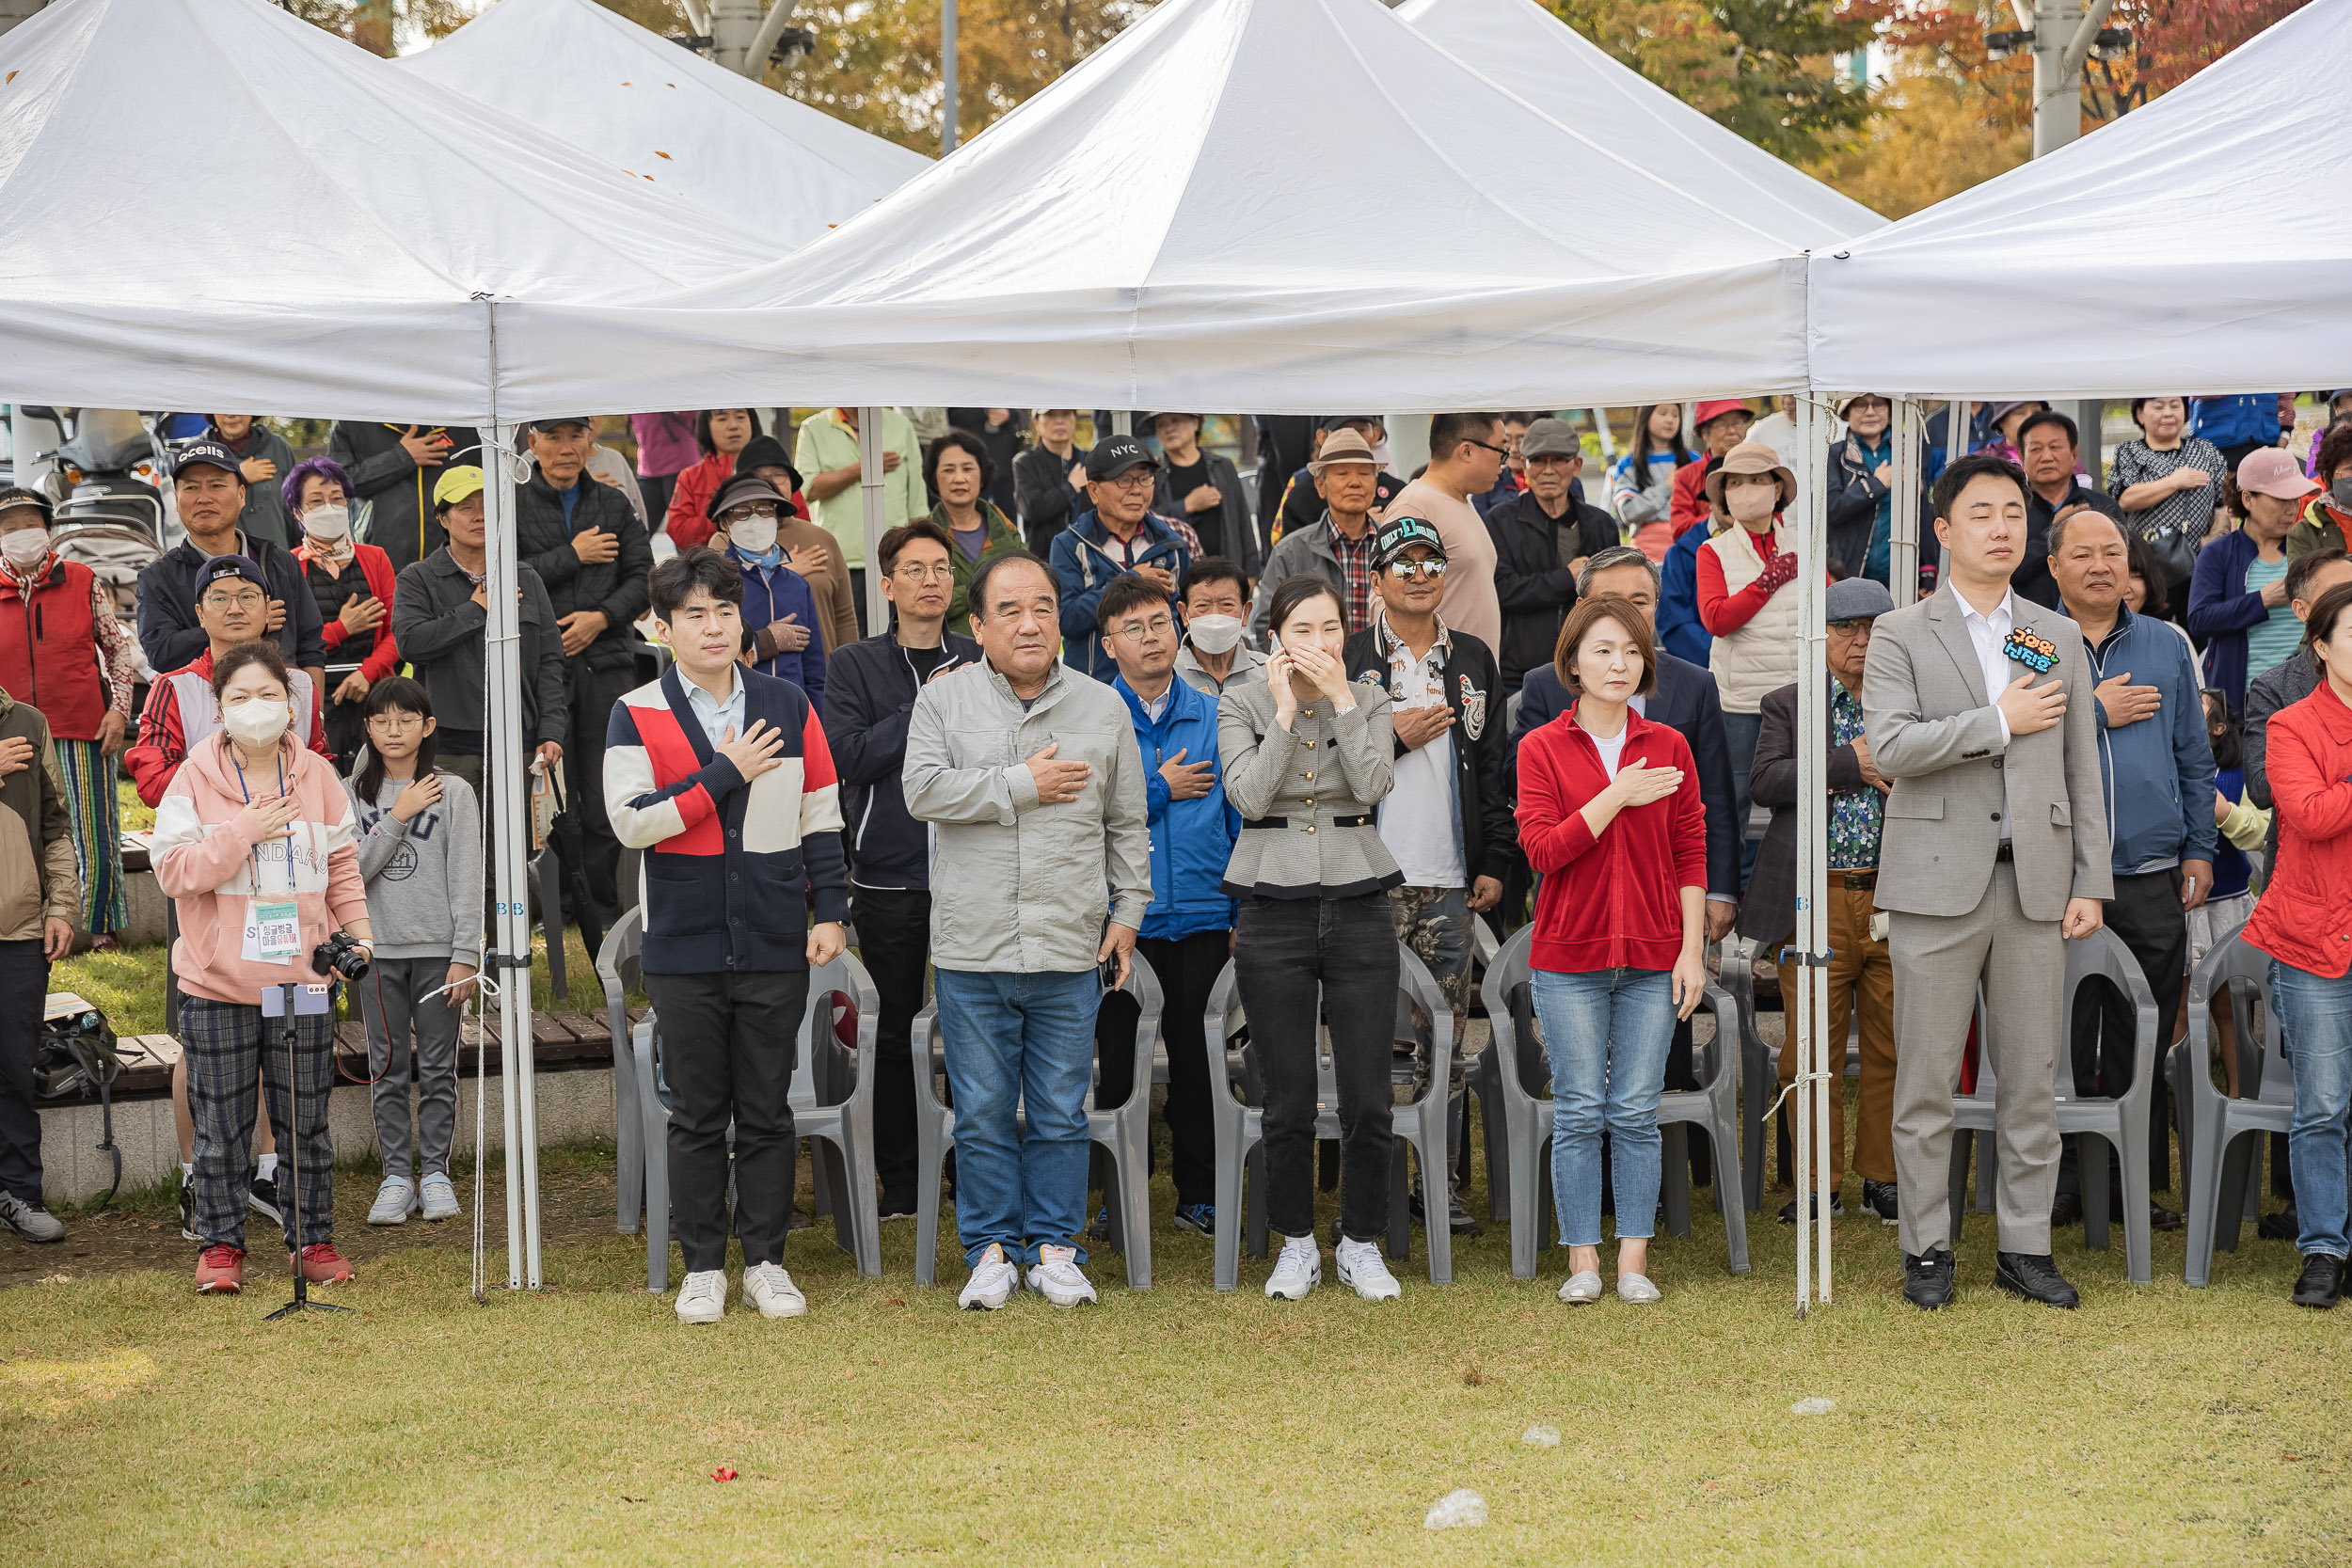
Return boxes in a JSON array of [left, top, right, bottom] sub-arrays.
[[1025, 1243, 1098, 1307], [366, 1177, 417, 1226], [1333, 1237, 1402, 1301], [418, 1173, 460, 1222], [1264, 1234, 1321, 1300], [959, 1243, 1020, 1311], [675, 1268, 727, 1323], [741, 1261, 807, 1320]]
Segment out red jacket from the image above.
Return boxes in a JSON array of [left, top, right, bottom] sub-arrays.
[[664, 452, 812, 550], [294, 541, 401, 683], [1517, 703, 1708, 974], [126, 649, 332, 807], [1669, 454, 1716, 538], [2246, 683, 2352, 978]]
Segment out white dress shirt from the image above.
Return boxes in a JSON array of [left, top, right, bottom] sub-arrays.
[[1954, 586, 2015, 840]]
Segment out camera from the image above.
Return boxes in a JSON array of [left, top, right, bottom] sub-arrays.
[[311, 930, 371, 982]]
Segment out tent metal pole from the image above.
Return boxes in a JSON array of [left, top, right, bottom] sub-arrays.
[[1791, 393, 1816, 1314], [1112, 411, 1133, 437], [1891, 398, 1920, 609], [1803, 394, 1833, 1306], [857, 409, 886, 633]]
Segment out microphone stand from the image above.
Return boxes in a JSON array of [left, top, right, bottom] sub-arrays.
[[264, 980, 355, 1322]]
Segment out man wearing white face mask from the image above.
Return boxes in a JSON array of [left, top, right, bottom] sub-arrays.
[[282, 458, 400, 764], [1173, 558, 1266, 696]]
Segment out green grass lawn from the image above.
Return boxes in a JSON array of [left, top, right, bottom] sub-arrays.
[[3, 1133, 2345, 1564]]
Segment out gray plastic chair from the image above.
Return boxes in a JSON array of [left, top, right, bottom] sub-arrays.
[[634, 950, 884, 1291], [1947, 926, 2157, 1284], [1478, 924, 1749, 1279], [596, 910, 645, 1235], [1203, 942, 1457, 1291], [907, 952, 1164, 1290], [1461, 918, 1508, 1222], [1719, 935, 1775, 1214], [2172, 930, 2307, 1286]]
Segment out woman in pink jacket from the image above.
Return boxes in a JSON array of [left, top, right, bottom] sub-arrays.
[[152, 641, 373, 1298]]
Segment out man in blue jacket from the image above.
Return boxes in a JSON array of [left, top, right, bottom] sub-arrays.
[[2050, 506, 2215, 1232], [1050, 437, 1192, 682], [1090, 571, 1234, 1236], [1656, 514, 1714, 669]]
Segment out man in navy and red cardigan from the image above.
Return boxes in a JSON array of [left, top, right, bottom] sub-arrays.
[[606, 549, 848, 1327]]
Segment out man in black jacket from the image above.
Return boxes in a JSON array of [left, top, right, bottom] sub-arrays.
[[1485, 418, 1618, 692], [2012, 409, 2124, 611], [517, 418, 654, 921], [822, 519, 979, 1219], [136, 441, 326, 696], [327, 420, 484, 575]]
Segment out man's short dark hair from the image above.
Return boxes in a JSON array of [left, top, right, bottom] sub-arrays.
[[2315, 421, 2352, 484], [2017, 408, 2079, 451], [967, 550, 1055, 619], [649, 547, 744, 623], [1428, 412, 1500, 463], [879, 518, 953, 577], [1096, 572, 1171, 635], [1931, 452, 2030, 520], [924, 428, 996, 497], [2287, 546, 2351, 607], [1179, 556, 1248, 606]]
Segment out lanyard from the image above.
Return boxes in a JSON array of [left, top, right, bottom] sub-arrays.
[[231, 749, 295, 895]]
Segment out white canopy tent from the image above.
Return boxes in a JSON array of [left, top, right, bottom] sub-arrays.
[[398, 0, 929, 253], [1395, 0, 1880, 249], [1807, 0, 2352, 399]]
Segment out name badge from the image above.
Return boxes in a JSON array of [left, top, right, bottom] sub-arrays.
[[244, 899, 301, 965], [2002, 628, 2058, 674]]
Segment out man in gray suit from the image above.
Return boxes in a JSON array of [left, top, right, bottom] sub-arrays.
[[1862, 452, 2113, 1310]]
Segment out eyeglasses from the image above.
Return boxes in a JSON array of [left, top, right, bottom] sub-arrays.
[[893, 562, 956, 582], [1465, 438, 1510, 460], [721, 503, 780, 524], [1109, 616, 1176, 642], [201, 591, 265, 611], [367, 713, 426, 731], [1100, 471, 1155, 492], [1387, 559, 1448, 581]]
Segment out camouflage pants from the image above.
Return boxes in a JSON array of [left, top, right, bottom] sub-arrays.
[[1390, 884, 1472, 1103]]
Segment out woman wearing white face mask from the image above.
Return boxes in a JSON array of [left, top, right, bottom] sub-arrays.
[[707, 473, 827, 712], [283, 458, 400, 763], [152, 639, 372, 1299], [0, 485, 138, 942]]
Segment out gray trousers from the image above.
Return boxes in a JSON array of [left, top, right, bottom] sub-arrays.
[[358, 957, 462, 1181], [1888, 861, 2062, 1257]]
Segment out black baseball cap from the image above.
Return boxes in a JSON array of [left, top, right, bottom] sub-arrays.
[[1371, 515, 1447, 570], [524, 416, 596, 435], [172, 439, 242, 481], [1085, 437, 1159, 483], [0, 486, 50, 519], [194, 555, 270, 597]]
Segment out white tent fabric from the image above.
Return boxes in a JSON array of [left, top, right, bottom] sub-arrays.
[[498, 0, 1813, 416], [1807, 0, 2352, 399], [1395, 0, 1879, 249], [0, 0, 773, 424], [399, 0, 928, 253]]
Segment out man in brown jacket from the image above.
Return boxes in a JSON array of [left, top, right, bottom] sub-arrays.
[[0, 686, 81, 1243]]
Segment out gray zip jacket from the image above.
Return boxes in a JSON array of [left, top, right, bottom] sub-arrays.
[[902, 657, 1152, 972]]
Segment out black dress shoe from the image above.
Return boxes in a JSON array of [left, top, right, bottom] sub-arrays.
[[1995, 1251, 2079, 1308], [2049, 1192, 2084, 1227], [1777, 1195, 1845, 1225], [1901, 1247, 1956, 1310], [2258, 1206, 2300, 1242], [2292, 1253, 2344, 1309]]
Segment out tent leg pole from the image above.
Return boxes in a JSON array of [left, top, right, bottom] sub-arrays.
[[857, 409, 887, 635], [483, 422, 541, 1291]]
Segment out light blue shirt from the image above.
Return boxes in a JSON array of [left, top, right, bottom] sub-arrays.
[[683, 666, 745, 751]]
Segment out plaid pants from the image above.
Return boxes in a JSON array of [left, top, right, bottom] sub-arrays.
[[183, 995, 336, 1252]]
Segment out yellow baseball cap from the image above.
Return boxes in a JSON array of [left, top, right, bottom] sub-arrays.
[[433, 464, 485, 510]]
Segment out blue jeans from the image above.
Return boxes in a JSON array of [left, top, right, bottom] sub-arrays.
[[934, 968, 1102, 1268], [2269, 961, 2352, 1259], [1533, 967, 1677, 1247], [1722, 708, 1762, 890]]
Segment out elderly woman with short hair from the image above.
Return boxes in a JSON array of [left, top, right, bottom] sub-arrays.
[[282, 457, 399, 763]]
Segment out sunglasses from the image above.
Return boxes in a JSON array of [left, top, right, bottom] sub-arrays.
[[1387, 559, 1448, 581]]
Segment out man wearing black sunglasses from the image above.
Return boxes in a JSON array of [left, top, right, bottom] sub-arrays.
[[1391, 414, 1506, 661]]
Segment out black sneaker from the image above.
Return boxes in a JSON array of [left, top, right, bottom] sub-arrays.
[[1995, 1251, 2079, 1308], [1171, 1202, 1215, 1236], [1862, 1180, 1899, 1225], [1777, 1194, 1846, 1225], [1086, 1205, 1111, 1243], [178, 1171, 198, 1242], [1409, 1184, 1483, 1236], [877, 1197, 916, 1223], [2292, 1253, 2344, 1309], [2049, 1191, 2084, 1227], [1902, 1247, 1956, 1310], [247, 1170, 282, 1227]]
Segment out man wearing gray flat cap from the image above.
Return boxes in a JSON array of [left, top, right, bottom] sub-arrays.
[[1483, 418, 1619, 693]]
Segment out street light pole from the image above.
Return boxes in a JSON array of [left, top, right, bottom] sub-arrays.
[[2022, 0, 2119, 158], [942, 0, 959, 153]]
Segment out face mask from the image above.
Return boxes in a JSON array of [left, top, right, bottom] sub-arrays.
[[303, 503, 350, 541], [223, 697, 291, 750], [1186, 613, 1244, 655], [730, 517, 778, 555], [0, 527, 50, 566], [2334, 477, 2352, 512]]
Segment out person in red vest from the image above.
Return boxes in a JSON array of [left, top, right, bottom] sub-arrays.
[[0, 486, 139, 942]]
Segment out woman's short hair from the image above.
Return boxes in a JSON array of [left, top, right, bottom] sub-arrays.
[[2304, 580, 2352, 653], [2122, 529, 2170, 618], [925, 428, 996, 497], [210, 639, 289, 700], [693, 408, 764, 458], [1552, 594, 1657, 698], [648, 547, 744, 623], [2316, 421, 2352, 486], [279, 456, 354, 517], [1265, 575, 1343, 635]]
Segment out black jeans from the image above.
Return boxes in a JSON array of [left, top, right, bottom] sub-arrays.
[[1235, 894, 1398, 1242], [2062, 866, 2187, 1195], [646, 967, 808, 1272], [0, 938, 49, 1203], [1095, 927, 1228, 1210], [565, 661, 637, 920], [850, 885, 930, 1212]]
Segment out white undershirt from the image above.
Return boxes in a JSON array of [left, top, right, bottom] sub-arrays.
[[1580, 717, 1629, 779]]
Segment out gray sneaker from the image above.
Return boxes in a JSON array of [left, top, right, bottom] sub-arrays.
[[0, 1192, 65, 1243], [418, 1173, 460, 1222], [367, 1177, 418, 1226]]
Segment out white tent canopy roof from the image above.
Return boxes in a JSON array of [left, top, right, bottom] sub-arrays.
[[399, 0, 928, 253], [0, 0, 773, 424], [1807, 0, 2352, 400], [1396, 0, 1878, 249], [499, 0, 1811, 416]]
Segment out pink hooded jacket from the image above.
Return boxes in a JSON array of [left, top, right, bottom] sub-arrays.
[[151, 730, 367, 1005]]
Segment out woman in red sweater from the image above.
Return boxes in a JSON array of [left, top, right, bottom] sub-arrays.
[[2242, 579, 2352, 1309], [1516, 594, 1708, 1307], [663, 409, 765, 548]]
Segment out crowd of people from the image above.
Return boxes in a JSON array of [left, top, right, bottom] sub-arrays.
[[3, 394, 2350, 1320]]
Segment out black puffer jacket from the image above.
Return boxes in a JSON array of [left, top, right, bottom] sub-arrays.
[[513, 470, 652, 673], [1483, 489, 1619, 691]]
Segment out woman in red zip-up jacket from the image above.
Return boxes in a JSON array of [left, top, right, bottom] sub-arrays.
[[2242, 579, 2352, 1308], [1517, 594, 1708, 1308]]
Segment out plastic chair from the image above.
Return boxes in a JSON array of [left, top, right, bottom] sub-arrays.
[[1478, 925, 1749, 1279], [634, 951, 884, 1291], [2173, 931, 2305, 1286], [1719, 935, 1775, 1214], [1203, 942, 1458, 1291], [907, 953, 1164, 1290], [595, 910, 645, 1235], [1947, 926, 2157, 1284], [1464, 920, 1511, 1224]]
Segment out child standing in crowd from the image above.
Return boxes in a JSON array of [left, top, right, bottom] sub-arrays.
[[344, 678, 483, 1227]]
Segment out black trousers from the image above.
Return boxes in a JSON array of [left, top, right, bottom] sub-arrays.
[[1094, 927, 1227, 1210], [850, 885, 930, 1212], [645, 967, 808, 1272], [1236, 894, 1398, 1241], [0, 938, 49, 1203], [849, 569, 869, 638], [323, 690, 368, 768], [2062, 866, 2187, 1195], [564, 661, 637, 920]]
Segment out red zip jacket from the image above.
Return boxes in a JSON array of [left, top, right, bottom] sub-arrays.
[[2245, 682, 2352, 978], [1517, 702, 1708, 973]]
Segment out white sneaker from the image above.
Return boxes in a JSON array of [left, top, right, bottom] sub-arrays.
[[959, 1243, 1019, 1311], [1025, 1243, 1098, 1307], [741, 1261, 807, 1320], [366, 1177, 417, 1226], [1333, 1237, 1402, 1301], [675, 1268, 727, 1323], [1558, 1269, 1603, 1304], [418, 1173, 460, 1222], [1264, 1234, 1321, 1300]]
